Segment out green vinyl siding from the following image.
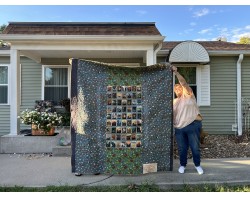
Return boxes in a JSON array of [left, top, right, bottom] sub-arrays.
[[20, 57, 42, 130], [200, 56, 238, 134], [241, 57, 250, 134], [0, 56, 10, 135], [242, 57, 250, 99], [0, 106, 10, 135]]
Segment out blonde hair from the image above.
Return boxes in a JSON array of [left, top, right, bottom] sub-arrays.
[[174, 84, 182, 91]]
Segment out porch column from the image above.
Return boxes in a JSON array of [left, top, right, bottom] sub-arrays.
[[146, 48, 154, 66], [237, 54, 244, 136], [9, 49, 21, 135]]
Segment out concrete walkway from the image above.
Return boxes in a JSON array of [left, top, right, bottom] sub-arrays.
[[0, 154, 250, 189]]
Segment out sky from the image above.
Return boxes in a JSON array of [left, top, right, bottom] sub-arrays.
[[1, 3, 250, 43]]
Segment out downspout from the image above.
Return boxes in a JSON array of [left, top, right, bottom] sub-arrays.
[[237, 54, 244, 136], [153, 42, 162, 64]]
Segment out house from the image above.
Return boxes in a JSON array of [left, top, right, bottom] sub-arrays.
[[1, 22, 250, 139]]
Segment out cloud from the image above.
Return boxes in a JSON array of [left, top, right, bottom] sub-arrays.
[[231, 28, 242, 35], [231, 32, 250, 43], [193, 38, 208, 41], [211, 37, 220, 41], [214, 25, 250, 42], [193, 8, 209, 18], [216, 27, 231, 38], [198, 28, 212, 34]]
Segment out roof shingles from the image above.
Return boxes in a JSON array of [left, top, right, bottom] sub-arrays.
[[162, 41, 250, 51], [2, 22, 162, 36]]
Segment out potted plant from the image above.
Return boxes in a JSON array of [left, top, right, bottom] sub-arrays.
[[58, 98, 71, 145], [19, 109, 63, 135], [59, 98, 71, 126]]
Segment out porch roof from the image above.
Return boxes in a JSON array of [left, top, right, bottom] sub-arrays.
[[0, 22, 166, 63], [2, 22, 161, 36]]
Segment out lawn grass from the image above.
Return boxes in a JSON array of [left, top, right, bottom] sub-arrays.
[[1, 183, 250, 192]]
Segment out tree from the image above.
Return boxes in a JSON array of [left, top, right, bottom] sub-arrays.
[[0, 24, 7, 47], [0, 40, 5, 47], [237, 36, 250, 44], [0, 24, 6, 33]]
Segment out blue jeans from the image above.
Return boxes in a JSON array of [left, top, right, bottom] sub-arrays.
[[175, 120, 202, 167]]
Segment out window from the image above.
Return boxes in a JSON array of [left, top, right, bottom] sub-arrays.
[[0, 65, 9, 104], [175, 67, 197, 98], [174, 65, 210, 106], [42, 65, 70, 104]]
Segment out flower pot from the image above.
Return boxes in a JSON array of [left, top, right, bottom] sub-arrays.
[[31, 124, 55, 136]]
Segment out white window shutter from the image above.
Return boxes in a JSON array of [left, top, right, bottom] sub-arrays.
[[198, 65, 210, 106]]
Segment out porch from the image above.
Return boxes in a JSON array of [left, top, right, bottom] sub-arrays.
[[0, 127, 71, 156]]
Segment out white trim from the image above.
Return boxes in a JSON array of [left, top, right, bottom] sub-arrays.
[[20, 51, 41, 63], [41, 65, 45, 100], [0, 64, 10, 105], [109, 63, 140, 67], [0, 34, 165, 42], [68, 65, 72, 99], [154, 42, 162, 64], [10, 49, 21, 135], [0, 50, 10, 56], [208, 51, 250, 56], [237, 54, 244, 136], [20, 64, 22, 105], [42, 65, 71, 101], [199, 65, 211, 106], [146, 48, 154, 66], [169, 41, 210, 64], [11, 43, 156, 51], [196, 66, 201, 105]]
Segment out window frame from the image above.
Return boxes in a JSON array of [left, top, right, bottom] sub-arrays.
[[42, 65, 71, 104], [173, 64, 206, 106], [0, 64, 10, 105]]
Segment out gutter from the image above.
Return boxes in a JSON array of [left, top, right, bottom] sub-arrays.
[[0, 34, 165, 42], [158, 49, 250, 56], [237, 54, 244, 136], [153, 42, 163, 64], [208, 51, 250, 56]]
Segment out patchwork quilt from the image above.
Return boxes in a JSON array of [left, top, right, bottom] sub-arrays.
[[70, 59, 173, 175]]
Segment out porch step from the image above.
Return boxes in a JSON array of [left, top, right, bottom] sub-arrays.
[[52, 145, 71, 157], [0, 134, 60, 154]]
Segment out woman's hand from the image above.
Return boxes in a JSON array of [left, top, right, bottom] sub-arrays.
[[171, 65, 178, 73]]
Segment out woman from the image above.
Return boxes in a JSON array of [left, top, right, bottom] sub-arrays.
[[172, 65, 204, 175]]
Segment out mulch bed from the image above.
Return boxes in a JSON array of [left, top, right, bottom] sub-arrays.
[[173, 134, 250, 159]]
